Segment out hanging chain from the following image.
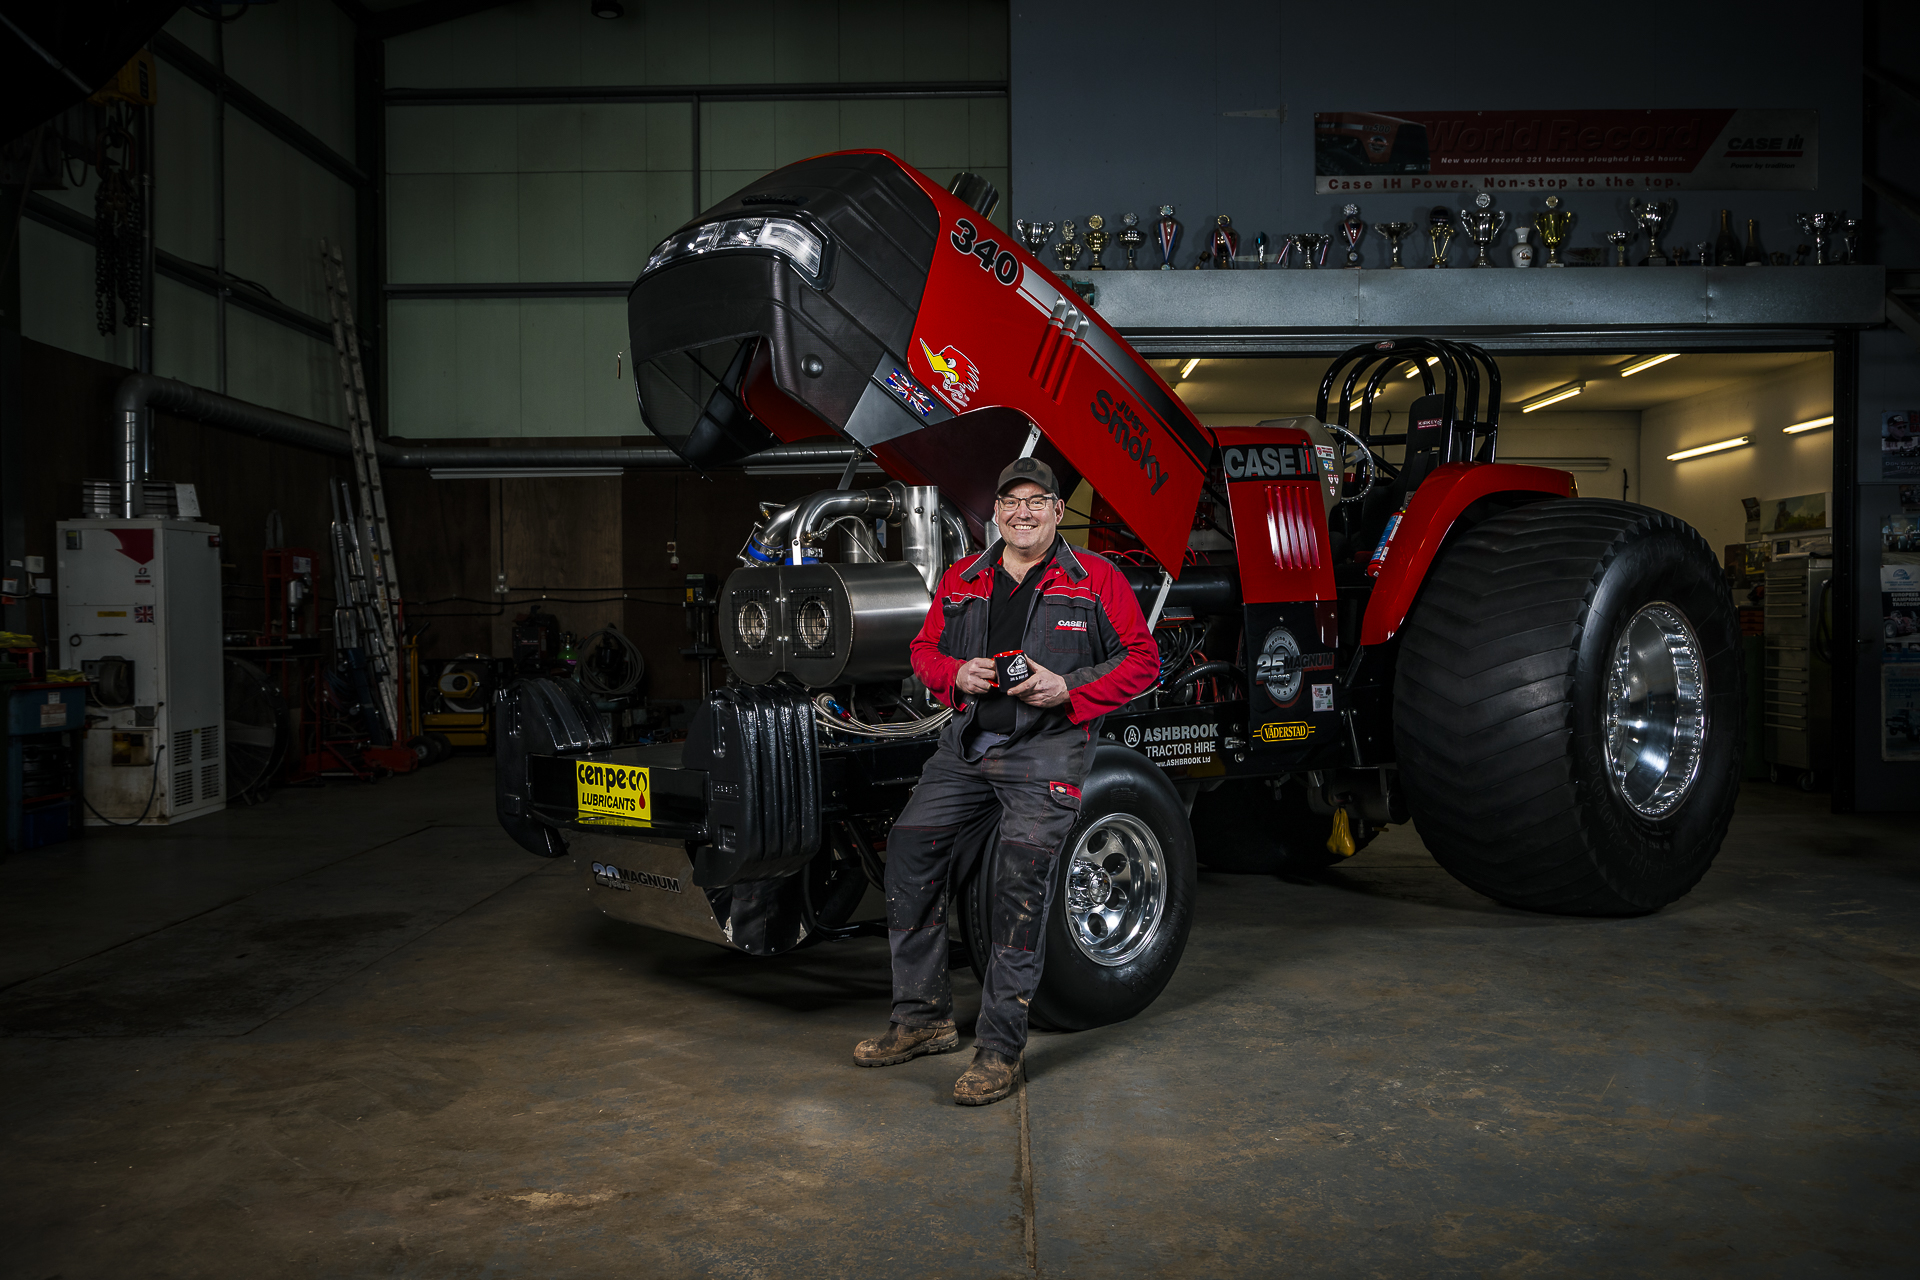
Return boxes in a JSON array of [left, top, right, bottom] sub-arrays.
[[91, 105, 143, 337]]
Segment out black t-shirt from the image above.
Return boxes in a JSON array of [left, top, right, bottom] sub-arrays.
[[973, 542, 1051, 734]]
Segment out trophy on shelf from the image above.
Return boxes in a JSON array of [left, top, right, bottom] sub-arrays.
[[1085, 215, 1110, 269], [1294, 232, 1330, 269], [1156, 205, 1181, 270], [1606, 230, 1634, 267], [1533, 195, 1573, 268], [1339, 204, 1367, 267], [1209, 214, 1240, 268], [1426, 206, 1456, 268], [1015, 219, 1055, 258], [1053, 220, 1084, 272], [1795, 211, 1840, 265], [1840, 217, 1861, 264], [1458, 192, 1508, 268], [1254, 232, 1270, 268], [1374, 221, 1412, 268], [1118, 212, 1145, 269], [1627, 198, 1675, 265]]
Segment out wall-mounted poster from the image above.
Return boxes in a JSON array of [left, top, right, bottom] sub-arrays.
[[1883, 411, 1920, 482], [1313, 108, 1818, 195]]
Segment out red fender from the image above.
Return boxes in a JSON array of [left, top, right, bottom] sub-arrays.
[[1360, 462, 1576, 646]]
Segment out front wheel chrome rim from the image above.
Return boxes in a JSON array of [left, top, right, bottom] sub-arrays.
[[1604, 601, 1708, 818], [1064, 814, 1166, 968]]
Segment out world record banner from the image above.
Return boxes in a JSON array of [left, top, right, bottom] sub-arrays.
[[1313, 108, 1817, 195]]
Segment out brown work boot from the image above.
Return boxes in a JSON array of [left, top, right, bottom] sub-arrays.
[[853, 1021, 960, 1067], [953, 1047, 1022, 1106]]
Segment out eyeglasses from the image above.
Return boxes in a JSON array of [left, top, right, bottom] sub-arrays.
[[995, 494, 1059, 512]]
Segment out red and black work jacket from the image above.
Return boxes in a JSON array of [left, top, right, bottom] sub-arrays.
[[910, 538, 1160, 752]]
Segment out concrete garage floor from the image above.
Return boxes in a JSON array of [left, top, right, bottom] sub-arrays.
[[1, 760, 1914, 1278]]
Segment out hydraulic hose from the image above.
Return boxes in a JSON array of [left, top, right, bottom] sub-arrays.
[[1167, 660, 1243, 700]]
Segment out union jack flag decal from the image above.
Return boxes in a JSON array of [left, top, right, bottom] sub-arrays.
[[884, 369, 935, 418]]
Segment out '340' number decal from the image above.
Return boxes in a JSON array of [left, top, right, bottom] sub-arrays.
[[951, 218, 1020, 285]]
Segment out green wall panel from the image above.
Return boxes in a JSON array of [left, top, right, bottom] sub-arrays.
[[220, 0, 357, 161], [387, 0, 1008, 89], [387, 104, 694, 284], [19, 221, 140, 368], [224, 110, 357, 324], [226, 307, 344, 429], [154, 71, 217, 265], [386, 299, 639, 439], [153, 278, 219, 391]]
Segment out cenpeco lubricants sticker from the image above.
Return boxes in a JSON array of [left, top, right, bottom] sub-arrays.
[[575, 760, 650, 826]]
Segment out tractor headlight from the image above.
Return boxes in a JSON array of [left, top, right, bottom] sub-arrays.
[[643, 216, 828, 284]]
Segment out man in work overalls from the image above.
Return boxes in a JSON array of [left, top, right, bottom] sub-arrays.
[[854, 456, 1158, 1105]]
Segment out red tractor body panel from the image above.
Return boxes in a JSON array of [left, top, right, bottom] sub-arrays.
[[875, 155, 1214, 572], [1213, 425, 1338, 605], [1360, 463, 1577, 646]]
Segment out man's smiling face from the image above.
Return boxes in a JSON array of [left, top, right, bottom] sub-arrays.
[[995, 481, 1061, 554]]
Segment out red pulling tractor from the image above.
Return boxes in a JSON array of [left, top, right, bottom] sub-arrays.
[[494, 153, 1742, 1031]]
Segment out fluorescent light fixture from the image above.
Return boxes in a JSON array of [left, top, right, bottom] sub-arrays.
[[1666, 436, 1751, 461], [1500, 456, 1614, 472], [1783, 415, 1834, 434], [1519, 381, 1586, 413], [1348, 396, 1366, 412], [1403, 355, 1440, 379], [1179, 358, 1201, 380], [1618, 353, 1680, 377], [429, 468, 622, 480]]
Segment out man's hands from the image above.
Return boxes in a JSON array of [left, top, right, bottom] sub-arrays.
[[953, 655, 1071, 708], [954, 657, 998, 695], [1009, 658, 1070, 708]]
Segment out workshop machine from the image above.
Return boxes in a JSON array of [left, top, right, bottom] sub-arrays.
[[495, 152, 1744, 1031]]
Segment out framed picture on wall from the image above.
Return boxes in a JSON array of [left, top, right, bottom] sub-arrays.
[[1883, 411, 1920, 482]]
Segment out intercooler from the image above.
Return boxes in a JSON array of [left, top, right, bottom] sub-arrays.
[[720, 560, 931, 688]]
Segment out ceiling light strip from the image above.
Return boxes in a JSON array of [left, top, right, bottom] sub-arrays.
[[1178, 358, 1201, 380], [1618, 353, 1680, 377], [1519, 381, 1586, 413], [1666, 436, 1751, 461], [1783, 415, 1835, 434]]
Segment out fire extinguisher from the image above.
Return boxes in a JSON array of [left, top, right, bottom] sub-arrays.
[[1367, 507, 1408, 577]]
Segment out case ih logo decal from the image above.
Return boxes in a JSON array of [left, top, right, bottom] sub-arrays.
[[1221, 445, 1316, 481], [884, 369, 935, 417], [1257, 722, 1313, 742], [1091, 389, 1174, 495], [949, 217, 1020, 285], [1055, 618, 1087, 631], [918, 339, 980, 409]]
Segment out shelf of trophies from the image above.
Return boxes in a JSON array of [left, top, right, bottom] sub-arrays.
[[1023, 201, 1885, 337]]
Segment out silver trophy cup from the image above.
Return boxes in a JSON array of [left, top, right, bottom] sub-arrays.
[[1015, 219, 1055, 257], [1458, 194, 1508, 268], [1627, 198, 1676, 266]]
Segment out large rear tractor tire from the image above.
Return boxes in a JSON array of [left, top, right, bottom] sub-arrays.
[[1394, 500, 1743, 915], [961, 746, 1197, 1033]]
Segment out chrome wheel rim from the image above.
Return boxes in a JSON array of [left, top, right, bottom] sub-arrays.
[[1604, 601, 1708, 818], [1064, 814, 1165, 968]]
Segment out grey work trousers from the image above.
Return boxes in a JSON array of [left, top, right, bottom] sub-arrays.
[[884, 728, 1089, 1057]]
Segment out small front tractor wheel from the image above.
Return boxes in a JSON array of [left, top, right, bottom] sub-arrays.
[[1394, 499, 1743, 916], [962, 746, 1197, 1033]]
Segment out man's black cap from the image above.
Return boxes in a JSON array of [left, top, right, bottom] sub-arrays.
[[996, 456, 1059, 496]]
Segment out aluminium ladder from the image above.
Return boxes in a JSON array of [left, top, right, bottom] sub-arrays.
[[320, 239, 402, 741]]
